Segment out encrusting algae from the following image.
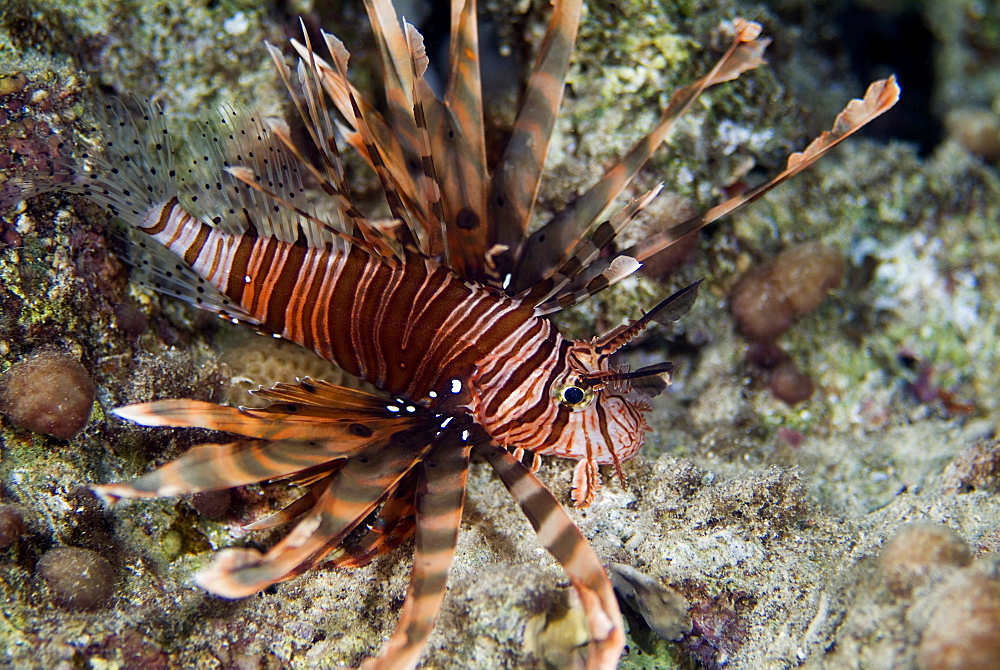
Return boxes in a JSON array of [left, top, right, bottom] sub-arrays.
[[9, 1, 1000, 663]]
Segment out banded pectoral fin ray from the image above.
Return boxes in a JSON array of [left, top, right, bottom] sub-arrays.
[[363, 428, 472, 670], [98, 379, 432, 491], [194, 420, 441, 598], [511, 19, 769, 291], [520, 187, 661, 311], [475, 440, 625, 670], [626, 76, 901, 263], [491, 0, 584, 259], [242, 468, 344, 532], [92, 437, 354, 503], [112, 397, 426, 441], [95, 405, 435, 505], [250, 376, 396, 412], [323, 474, 418, 568]]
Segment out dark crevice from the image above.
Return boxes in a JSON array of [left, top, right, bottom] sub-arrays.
[[835, 5, 939, 154]]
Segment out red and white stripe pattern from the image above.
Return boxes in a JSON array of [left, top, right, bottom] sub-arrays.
[[138, 190, 650, 503]]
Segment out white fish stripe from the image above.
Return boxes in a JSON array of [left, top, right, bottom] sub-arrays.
[[283, 248, 327, 342], [349, 254, 382, 380], [400, 272, 452, 351], [310, 250, 346, 360]]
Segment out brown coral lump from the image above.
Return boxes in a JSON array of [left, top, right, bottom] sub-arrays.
[[728, 265, 794, 340], [767, 243, 845, 315], [729, 242, 844, 340], [769, 362, 814, 405], [918, 571, 1000, 670], [36, 546, 116, 610], [879, 522, 971, 597], [0, 351, 96, 439], [0, 504, 26, 548]]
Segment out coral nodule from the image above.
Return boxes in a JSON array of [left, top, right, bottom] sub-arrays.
[[0, 504, 26, 548], [729, 242, 845, 341], [0, 351, 96, 440], [879, 521, 972, 597], [36, 546, 116, 610], [918, 571, 1000, 670]]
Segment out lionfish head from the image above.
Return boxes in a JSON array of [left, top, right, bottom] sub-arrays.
[[528, 338, 673, 508], [549, 339, 671, 460], [521, 281, 702, 506]]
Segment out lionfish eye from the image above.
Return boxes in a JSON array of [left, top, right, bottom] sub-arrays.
[[555, 383, 594, 409]]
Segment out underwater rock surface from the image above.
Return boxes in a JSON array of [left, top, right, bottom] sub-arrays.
[[1, 0, 999, 668]]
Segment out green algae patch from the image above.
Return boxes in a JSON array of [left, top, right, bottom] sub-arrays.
[[1, 0, 287, 120], [620, 629, 686, 670]]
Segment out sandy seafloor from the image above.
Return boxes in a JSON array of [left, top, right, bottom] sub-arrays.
[[1, 0, 1000, 668]]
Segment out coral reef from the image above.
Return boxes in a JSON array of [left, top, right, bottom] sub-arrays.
[[940, 437, 1000, 493], [872, 522, 1000, 670], [216, 328, 360, 407], [0, 0, 998, 668]]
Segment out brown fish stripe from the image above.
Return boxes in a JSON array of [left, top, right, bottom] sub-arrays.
[[223, 234, 256, 304], [244, 238, 279, 316], [418, 292, 502, 375], [366, 256, 410, 386], [481, 323, 558, 417], [346, 255, 386, 380], [137, 196, 178, 234], [322, 245, 368, 377], [197, 218, 572, 406], [379, 259, 430, 390], [282, 248, 325, 347], [261, 243, 309, 332]]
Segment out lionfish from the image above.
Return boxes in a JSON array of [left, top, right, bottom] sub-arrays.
[[45, 0, 897, 667]]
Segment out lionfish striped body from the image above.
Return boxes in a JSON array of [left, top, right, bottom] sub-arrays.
[[127, 192, 653, 493], [56, 0, 899, 667], [138, 207, 539, 402]]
